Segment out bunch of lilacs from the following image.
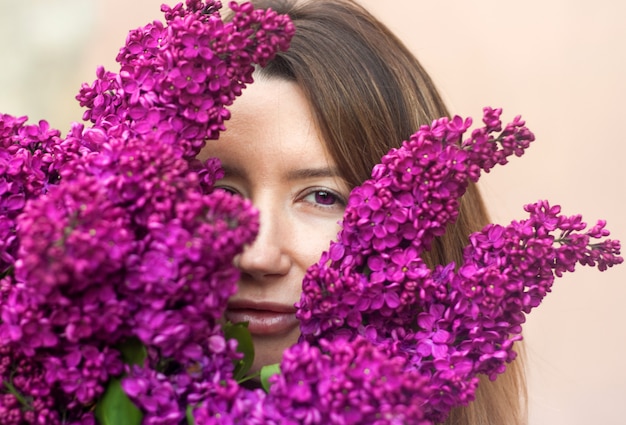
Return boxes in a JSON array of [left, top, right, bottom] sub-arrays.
[[184, 109, 622, 424], [0, 1, 622, 424], [0, 1, 293, 424], [260, 108, 622, 424]]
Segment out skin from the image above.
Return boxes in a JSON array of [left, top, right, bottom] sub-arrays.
[[198, 77, 350, 374]]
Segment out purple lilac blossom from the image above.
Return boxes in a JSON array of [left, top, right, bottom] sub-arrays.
[[265, 337, 434, 425], [0, 114, 62, 273], [294, 108, 622, 424], [0, 1, 622, 424], [0, 1, 294, 423], [76, 0, 293, 160]]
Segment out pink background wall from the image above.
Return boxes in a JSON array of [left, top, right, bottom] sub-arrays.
[[1, 1, 624, 423]]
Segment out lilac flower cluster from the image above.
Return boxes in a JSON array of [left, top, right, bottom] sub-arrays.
[[0, 114, 62, 274], [289, 108, 622, 423], [0, 0, 622, 424], [156, 109, 621, 425], [189, 337, 434, 425], [0, 1, 294, 424], [266, 337, 434, 425], [76, 0, 291, 161]]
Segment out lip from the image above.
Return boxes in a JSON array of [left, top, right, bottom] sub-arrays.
[[225, 301, 299, 336]]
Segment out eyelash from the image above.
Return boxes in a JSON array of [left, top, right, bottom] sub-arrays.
[[214, 185, 241, 196], [299, 187, 347, 209], [213, 185, 347, 210]]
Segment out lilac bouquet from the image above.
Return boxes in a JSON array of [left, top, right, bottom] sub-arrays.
[[1, 1, 292, 423], [0, 1, 622, 424]]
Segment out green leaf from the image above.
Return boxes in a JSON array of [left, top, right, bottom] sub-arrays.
[[222, 321, 255, 382], [0, 265, 14, 280], [186, 404, 197, 425], [260, 363, 281, 393], [118, 337, 147, 366], [95, 378, 143, 425]]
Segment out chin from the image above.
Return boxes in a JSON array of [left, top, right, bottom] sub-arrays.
[[249, 329, 300, 375]]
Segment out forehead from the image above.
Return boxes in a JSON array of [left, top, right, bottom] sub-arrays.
[[201, 78, 336, 173]]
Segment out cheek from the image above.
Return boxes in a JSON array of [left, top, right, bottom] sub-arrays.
[[294, 220, 341, 269], [287, 215, 342, 297]]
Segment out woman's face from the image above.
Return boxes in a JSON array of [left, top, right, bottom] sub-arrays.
[[198, 77, 349, 374]]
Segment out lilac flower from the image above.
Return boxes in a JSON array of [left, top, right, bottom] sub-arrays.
[[296, 109, 622, 424], [0, 0, 621, 423], [191, 380, 272, 425], [415, 304, 452, 358], [78, 0, 295, 159], [123, 365, 184, 424], [267, 338, 433, 425], [43, 344, 123, 403], [0, 114, 62, 272], [0, 342, 100, 425], [1, 1, 293, 422]]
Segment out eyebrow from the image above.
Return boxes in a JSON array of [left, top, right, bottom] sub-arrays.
[[285, 166, 343, 181], [220, 164, 344, 182]]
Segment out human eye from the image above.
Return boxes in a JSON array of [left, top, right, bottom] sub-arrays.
[[300, 187, 347, 210], [213, 184, 242, 197]]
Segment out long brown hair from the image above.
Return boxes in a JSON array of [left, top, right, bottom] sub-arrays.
[[236, 0, 527, 423]]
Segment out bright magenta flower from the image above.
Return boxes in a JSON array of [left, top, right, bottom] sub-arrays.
[[0, 1, 621, 425]]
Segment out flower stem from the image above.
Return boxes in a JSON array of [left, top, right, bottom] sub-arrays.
[[2, 378, 32, 410]]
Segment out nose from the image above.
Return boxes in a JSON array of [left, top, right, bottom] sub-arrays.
[[235, 203, 291, 280]]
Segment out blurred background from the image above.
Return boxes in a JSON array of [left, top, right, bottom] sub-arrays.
[[1, 1, 624, 423]]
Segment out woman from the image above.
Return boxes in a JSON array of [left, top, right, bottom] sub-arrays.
[[202, 0, 527, 424]]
